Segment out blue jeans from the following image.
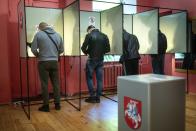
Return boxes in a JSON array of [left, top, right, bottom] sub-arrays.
[[86, 59, 103, 98]]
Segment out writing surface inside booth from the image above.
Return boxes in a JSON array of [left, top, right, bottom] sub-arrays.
[[63, 1, 79, 56], [101, 5, 123, 55], [25, 7, 63, 57], [80, 11, 100, 55], [133, 9, 158, 54]]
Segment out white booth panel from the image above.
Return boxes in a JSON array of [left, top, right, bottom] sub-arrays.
[[63, 1, 80, 56], [133, 9, 158, 54], [101, 5, 123, 55], [25, 7, 63, 57], [124, 14, 133, 34], [80, 11, 100, 55], [160, 12, 187, 53]]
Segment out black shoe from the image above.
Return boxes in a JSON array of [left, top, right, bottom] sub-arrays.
[[85, 97, 96, 103], [55, 103, 61, 110], [95, 97, 100, 103], [38, 105, 49, 112]]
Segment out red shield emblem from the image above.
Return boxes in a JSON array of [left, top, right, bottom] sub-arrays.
[[124, 96, 142, 129]]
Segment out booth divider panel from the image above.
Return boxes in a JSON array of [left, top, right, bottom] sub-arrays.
[[124, 14, 133, 34], [25, 7, 63, 57], [63, 1, 80, 56], [101, 5, 123, 55], [133, 9, 158, 54], [160, 12, 187, 53], [80, 11, 100, 55]]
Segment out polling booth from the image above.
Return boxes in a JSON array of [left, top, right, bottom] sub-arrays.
[[160, 11, 187, 53], [123, 5, 187, 75], [62, 0, 123, 98], [81, 1, 123, 101], [18, 0, 81, 118], [122, 5, 159, 77], [123, 4, 159, 54]]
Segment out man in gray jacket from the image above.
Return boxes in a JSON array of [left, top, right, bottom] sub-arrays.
[[31, 22, 64, 112]]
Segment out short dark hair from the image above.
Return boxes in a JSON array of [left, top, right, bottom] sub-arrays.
[[87, 25, 95, 32], [39, 22, 48, 30]]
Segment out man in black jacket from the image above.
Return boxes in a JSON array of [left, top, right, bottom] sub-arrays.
[[81, 25, 110, 103], [120, 30, 140, 75], [151, 30, 167, 74]]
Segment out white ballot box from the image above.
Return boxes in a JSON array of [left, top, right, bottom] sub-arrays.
[[118, 74, 185, 131]]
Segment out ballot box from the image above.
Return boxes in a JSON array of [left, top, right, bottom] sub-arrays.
[[118, 74, 185, 131]]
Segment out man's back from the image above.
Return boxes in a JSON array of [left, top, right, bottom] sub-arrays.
[[158, 32, 167, 54], [31, 27, 64, 61], [81, 29, 110, 60], [123, 30, 140, 60]]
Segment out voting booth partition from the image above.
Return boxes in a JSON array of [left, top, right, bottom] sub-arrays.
[[18, 0, 81, 118], [18, 0, 80, 119], [123, 5, 187, 55]]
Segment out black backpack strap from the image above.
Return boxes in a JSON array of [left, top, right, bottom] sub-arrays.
[[43, 31, 59, 52]]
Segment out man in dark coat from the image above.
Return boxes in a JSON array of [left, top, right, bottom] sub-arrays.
[[120, 30, 140, 75], [81, 25, 110, 103], [151, 30, 167, 74]]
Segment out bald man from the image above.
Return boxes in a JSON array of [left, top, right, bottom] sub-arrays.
[[31, 22, 64, 112]]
